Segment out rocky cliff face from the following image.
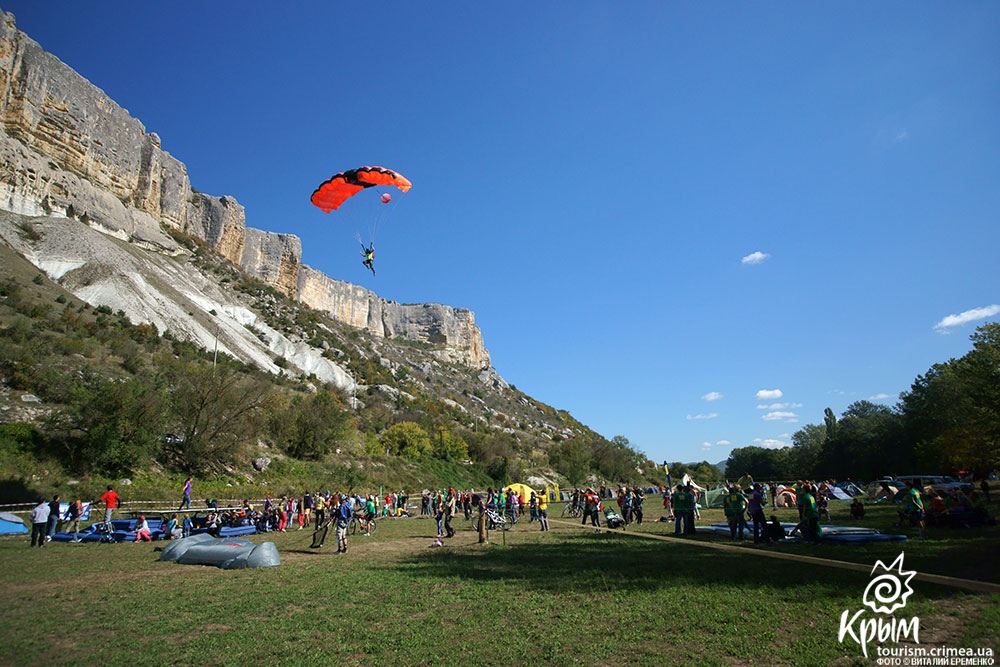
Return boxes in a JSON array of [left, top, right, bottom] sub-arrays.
[[297, 266, 490, 369], [0, 11, 492, 374]]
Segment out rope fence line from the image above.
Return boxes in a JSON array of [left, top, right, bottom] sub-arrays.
[[548, 517, 1000, 595], [0, 499, 259, 516]]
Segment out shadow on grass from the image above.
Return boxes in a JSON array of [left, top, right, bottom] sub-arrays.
[[395, 531, 985, 601]]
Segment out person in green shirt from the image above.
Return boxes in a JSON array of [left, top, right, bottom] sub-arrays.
[[800, 484, 821, 543], [723, 485, 749, 541], [672, 484, 689, 536], [360, 242, 375, 276], [362, 495, 377, 536], [903, 480, 927, 539], [673, 484, 697, 535]]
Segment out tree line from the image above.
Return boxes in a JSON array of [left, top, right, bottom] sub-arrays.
[[725, 323, 1000, 482]]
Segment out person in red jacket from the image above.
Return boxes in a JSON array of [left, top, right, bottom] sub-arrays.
[[99, 485, 120, 523]]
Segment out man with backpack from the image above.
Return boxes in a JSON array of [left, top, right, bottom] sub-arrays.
[[335, 494, 353, 554]]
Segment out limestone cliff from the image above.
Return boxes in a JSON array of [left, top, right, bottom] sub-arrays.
[[0, 11, 492, 374], [298, 266, 490, 370]]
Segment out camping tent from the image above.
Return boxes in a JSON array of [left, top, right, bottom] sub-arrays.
[[837, 482, 864, 497], [828, 487, 852, 500], [505, 483, 537, 503], [0, 512, 28, 535], [704, 487, 727, 509], [680, 473, 707, 491]]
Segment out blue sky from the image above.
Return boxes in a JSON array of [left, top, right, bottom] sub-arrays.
[[6, 2, 999, 465]]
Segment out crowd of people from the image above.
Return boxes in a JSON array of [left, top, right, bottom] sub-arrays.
[[20, 472, 996, 552]]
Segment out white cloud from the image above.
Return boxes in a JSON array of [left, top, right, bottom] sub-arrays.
[[868, 393, 891, 401], [756, 402, 803, 410], [934, 305, 1000, 333], [701, 392, 724, 402], [741, 251, 771, 265], [893, 129, 910, 143], [762, 411, 799, 422], [753, 437, 791, 449], [700, 439, 731, 451], [755, 389, 783, 401], [686, 413, 719, 421]]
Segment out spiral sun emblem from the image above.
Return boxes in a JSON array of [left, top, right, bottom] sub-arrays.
[[863, 553, 916, 614]]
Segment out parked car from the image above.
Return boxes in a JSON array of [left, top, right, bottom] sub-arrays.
[[895, 475, 972, 496]]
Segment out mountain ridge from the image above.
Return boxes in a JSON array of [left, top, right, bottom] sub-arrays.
[[0, 10, 491, 381]]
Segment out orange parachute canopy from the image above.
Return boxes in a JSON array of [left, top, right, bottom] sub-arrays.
[[310, 166, 412, 213]]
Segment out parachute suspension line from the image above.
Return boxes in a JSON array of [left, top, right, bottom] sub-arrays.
[[365, 185, 396, 247]]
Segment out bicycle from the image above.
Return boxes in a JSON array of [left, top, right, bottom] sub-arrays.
[[348, 514, 377, 536], [483, 507, 512, 532], [561, 503, 583, 519]]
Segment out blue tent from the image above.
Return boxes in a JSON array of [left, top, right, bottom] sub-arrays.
[[0, 512, 28, 535]]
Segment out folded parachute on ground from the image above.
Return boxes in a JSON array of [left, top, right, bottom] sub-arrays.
[[159, 533, 280, 569], [310, 166, 412, 213]]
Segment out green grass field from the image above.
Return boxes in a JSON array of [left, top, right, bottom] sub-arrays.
[[2, 501, 997, 666]]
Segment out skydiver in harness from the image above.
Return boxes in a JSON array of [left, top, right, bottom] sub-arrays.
[[360, 242, 376, 276]]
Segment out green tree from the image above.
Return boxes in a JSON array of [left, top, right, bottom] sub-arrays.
[[818, 401, 904, 480], [278, 391, 353, 460], [590, 435, 643, 483], [788, 423, 826, 479], [900, 322, 1000, 475], [165, 362, 273, 472], [725, 446, 783, 481], [550, 438, 592, 486], [45, 371, 165, 473], [382, 421, 431, 459], [431, 427, 469, 462], [824, 407, 838, 441]]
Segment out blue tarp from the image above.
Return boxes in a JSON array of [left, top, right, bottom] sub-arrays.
[[697, 522, 907, 543]]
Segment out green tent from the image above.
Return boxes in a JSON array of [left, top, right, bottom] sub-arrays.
[[704, 487, 727, 509]]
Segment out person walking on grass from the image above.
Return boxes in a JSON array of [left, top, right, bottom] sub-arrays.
[[46, 494, 61, 542], [30, 498, 50, 548], [582, 488, 601, 531], [723, 485, 748, 542], [672, 484, 688, 535], [538, 490, 550, 531], [443, 488, 457, 538], [65, 498, 83, 542], [800, 484, 821, 543], [632, 487, 645, 525], [179, 477, 192, 511], [314, 493, 326, 531], [748, 484, 769, 544], [903, 479, 927, 539], [335, 494, 352, 554]]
